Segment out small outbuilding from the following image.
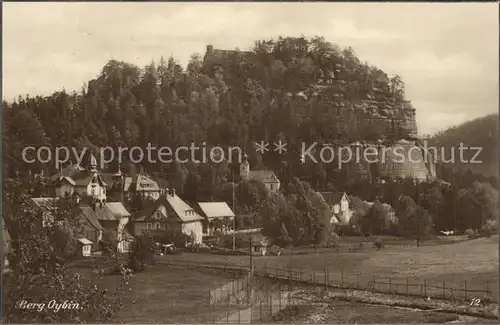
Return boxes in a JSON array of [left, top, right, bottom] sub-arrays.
[[77, 238, 93, 257]]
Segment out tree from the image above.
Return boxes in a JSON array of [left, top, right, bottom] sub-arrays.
[[3, 178, 131, 323], [128, 234, 156, 272]]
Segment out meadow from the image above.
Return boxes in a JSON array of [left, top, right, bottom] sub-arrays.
[[164, 235, 499, 302]]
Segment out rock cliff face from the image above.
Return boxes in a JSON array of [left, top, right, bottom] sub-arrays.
[[203, 45, 434, 181]]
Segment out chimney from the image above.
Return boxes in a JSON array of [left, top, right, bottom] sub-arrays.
[[206, 44, 213, 55]]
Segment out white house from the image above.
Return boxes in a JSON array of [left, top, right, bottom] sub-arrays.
[[132, 189, 204, 245], [320, 192, 352, 224], [51, 154, 107, 201], [240, 155, 280, 192], [197, 202, 235, 235], [124, 174, 163, 200]]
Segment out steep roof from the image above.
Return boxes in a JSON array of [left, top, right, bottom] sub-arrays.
[[198, 202, 235, 219], [77, 238, 93, 245], [53, 176, 76, 186], [79, 206, 104, 230], [134, 203, 169, 222], [30, 197, 59, 210], [71, 172, 107, 187], [106, 202, 131, 218], [50, 164, 85, 181], [166, 194, 204, 222], [248, 170, 279, 183], [79, 203, 116, 221], [124, 174, 160, 192], [134, 193, 204, 223], [319, 192, 348, 205]]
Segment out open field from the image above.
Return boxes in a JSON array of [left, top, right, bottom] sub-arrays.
[[163, 235, 499, 301], [73, 262, 244, 323]]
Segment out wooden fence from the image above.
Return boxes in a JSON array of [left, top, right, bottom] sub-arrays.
[[209, 273, 252, 305], [165, 260, 497, 304]]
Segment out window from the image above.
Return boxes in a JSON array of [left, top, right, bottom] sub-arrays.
[[269, 184, 274, 191], [146, 223, 152, 229], [155, 222, 160, 229]]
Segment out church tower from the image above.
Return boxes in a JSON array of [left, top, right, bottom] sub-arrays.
[[240, 153, 250, 181], [88, 153, 98, 173]]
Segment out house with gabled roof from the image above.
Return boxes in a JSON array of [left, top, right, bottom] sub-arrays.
[[240, 155, 280, 192], [50, 154, 108, 201], [124, 174, 163, 200], [30, 195, 132, 253], [132, 189, 204, 244], [197, 202, 235, 235], [319, 191, 352, 224]]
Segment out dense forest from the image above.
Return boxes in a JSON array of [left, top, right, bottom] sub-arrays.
[[3, 36, 410, 182], [3, 36, 498, 244], [429, 114, 499, 178]]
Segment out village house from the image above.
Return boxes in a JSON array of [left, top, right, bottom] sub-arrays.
[[197, 202, 235, 235], [40, 159, 135, 254], [29, 196, 104, 255], [50, 154, 107, 201], [131, 189, 204, 245], [249, 233, 270, 256], [240, 155, 280, 192], [320, 191, 352, 224], [86, 200, 133, 253], [124, 174, 163, 201]]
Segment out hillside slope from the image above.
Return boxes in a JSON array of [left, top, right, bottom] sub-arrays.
[[429, 114, 498, 178]]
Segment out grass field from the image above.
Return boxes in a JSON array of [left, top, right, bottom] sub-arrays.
[[72, 261, 244, 323], [164, 235, 499, 301]]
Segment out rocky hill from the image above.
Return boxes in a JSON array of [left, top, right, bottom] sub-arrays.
[[4, 36, 435, 183]]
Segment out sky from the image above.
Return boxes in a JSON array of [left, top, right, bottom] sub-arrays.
[[3, 2, 498, 135]]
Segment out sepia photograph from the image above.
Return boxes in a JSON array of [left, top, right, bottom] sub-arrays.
[[2, 2, 499, 324]]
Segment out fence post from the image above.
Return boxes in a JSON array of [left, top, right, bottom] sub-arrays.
[[442, 279, 446, 299], [486, 280, 490, 299], [389, 277, 392, 293], [238, 308, 241, 324], [279, 282, 282, 310], [226, 311, 229, 324], [373, 275, 376, 291], [341, 269, 344, 288], [464, 280, 468, 300], [269, 293, 272, 318], [406, 277, 409, 295], [260, 301, 263, 322], [357, 272, 360, 289], [312, 270, 315, 286], [424, 278, 427, 296], [325, 269, 327, 289]]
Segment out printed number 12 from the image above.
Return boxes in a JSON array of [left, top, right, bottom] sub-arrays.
[[469, 298, 481, 306]]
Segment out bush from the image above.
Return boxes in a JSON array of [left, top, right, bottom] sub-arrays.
[[480, 220, 497, 237], [373, 239, 384, 250], [464, 228, 477, 239], [128, 235, 155, 272], [269, 245, 282, 256], [326, 232, 340, 247]]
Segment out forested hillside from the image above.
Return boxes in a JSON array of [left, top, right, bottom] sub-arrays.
[[3, 36, 498, 243], [430, 114, 498, 178], [3, 36, 412, 184]]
